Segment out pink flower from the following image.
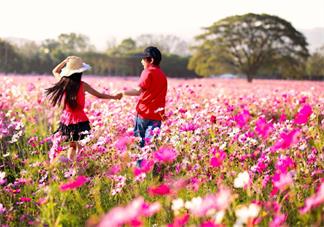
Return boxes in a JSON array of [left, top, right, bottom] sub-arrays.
[[210, 150, 226, 168], [168, 214, 190, 227], [234, 110, 250, 128], [20, 197, 32, 202], [179, 123, 199, 132], [275, 155, 295, 174], [279, 114, 286, 123], [107, 165, 122, 176], [200, 221, 221, 227], [98, 197, 160, 227], [188, 188, 231, 217], [271, 129, 299, 151], [148, 184, 171, 196], [272, 172, 293, 191], [141, 201, 161, 217], [269, 213, 286, 227], [255, 117, 273, 139], [60, 175, 88, 192], [27, 83, 35, 92], [0, 203, 6, 214], [115, 136, 133, 153], [36, 197, 47, 205], [300, 181, 324, 214], [154, 147, 177, 163], [133, 159, 154, 176], [294, 104, 312, 125]]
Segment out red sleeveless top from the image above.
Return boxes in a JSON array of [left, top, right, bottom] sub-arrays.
[[60, 81, 89, 125]]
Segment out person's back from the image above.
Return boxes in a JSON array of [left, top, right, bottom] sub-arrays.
[[61, 81, 88, 125], [136, 65, 167, 121]]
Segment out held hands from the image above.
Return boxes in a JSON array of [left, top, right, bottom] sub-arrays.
[[114, 92, 123, 100]]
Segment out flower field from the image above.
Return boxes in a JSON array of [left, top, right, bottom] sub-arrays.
[[0, 75, 323, 227]]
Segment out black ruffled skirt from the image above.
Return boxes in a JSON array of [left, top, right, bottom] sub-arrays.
[[55, 121, 91, 142]]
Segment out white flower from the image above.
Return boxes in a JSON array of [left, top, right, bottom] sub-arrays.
[[214, 210, 225, 223], [185, 197, 202, 210], [235, 203, 260, 224], [220, 142, 227, 150], [234, 171, 250, 188], [0, 172, 6, 180], [171, 198, 184, 213]]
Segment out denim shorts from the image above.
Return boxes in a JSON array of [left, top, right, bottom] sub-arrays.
[[134, 115, 161, 147]]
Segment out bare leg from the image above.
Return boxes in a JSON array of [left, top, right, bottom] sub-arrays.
[[68, 141, 77, 161]]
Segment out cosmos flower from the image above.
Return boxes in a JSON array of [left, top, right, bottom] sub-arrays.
[[154, 147, 177, 163], [294, 104, 313, 125], [60, 176, 88, 192], [234, 171, 250, 188]]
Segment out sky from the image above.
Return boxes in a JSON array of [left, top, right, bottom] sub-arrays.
[[1, 0, 323, 50]]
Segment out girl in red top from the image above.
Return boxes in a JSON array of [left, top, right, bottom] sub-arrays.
[[46, 56, 122, 160]]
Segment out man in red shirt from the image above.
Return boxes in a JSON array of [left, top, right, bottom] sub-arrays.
[[123, 46, 168, 147]]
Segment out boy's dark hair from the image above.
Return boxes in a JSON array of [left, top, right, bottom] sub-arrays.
[[45, 73, 82, 109], [143, 46, 162, 66]]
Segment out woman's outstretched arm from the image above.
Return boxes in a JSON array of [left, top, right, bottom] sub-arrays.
[[83, 82, 122, 100]]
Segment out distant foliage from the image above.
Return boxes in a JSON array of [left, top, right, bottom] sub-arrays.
[[306, 45, 324, 79], [0, 34, 196, 77]]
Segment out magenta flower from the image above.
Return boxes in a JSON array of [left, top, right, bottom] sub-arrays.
[[60, 175, 88, 192], [275, 155, 295, 174], [255, 117, 273, 139], [200, 221, 220, 227], [271, 129, 299, 151], [210, 150, 226, 168], [168, 214, 189, 227], [279, 114, 286, 123], [133, 159, 154, 176], [234, 110, 250, 128], [154, 147, 177, 163], [19, 197, 32, 202], [148, 184, 172, 196], [294, 104, 313, 125]]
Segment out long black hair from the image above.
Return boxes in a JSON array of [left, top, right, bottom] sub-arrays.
[[45, 73, 82, 109]]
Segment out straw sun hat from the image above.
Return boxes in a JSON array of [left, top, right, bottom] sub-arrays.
[[60, 56, 91, 77]]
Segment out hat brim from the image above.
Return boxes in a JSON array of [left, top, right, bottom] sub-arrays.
[[60, 63, 91, 78]]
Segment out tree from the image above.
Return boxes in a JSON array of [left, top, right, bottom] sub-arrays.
[[189, 13, 310, 82], [57, 33, 94, 53], [136, 34, 190, 56], [107, 38, 138, 56], [0, 39, 22, 73], [306, 45, 324, 79]]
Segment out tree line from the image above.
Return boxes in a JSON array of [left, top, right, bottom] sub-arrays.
[[0, 33, 196, 78], [0, 13, 324, 81]]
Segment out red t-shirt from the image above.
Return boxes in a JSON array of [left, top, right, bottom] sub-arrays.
[[136, 65, 167, 120], [60, 81, 89, 125]]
